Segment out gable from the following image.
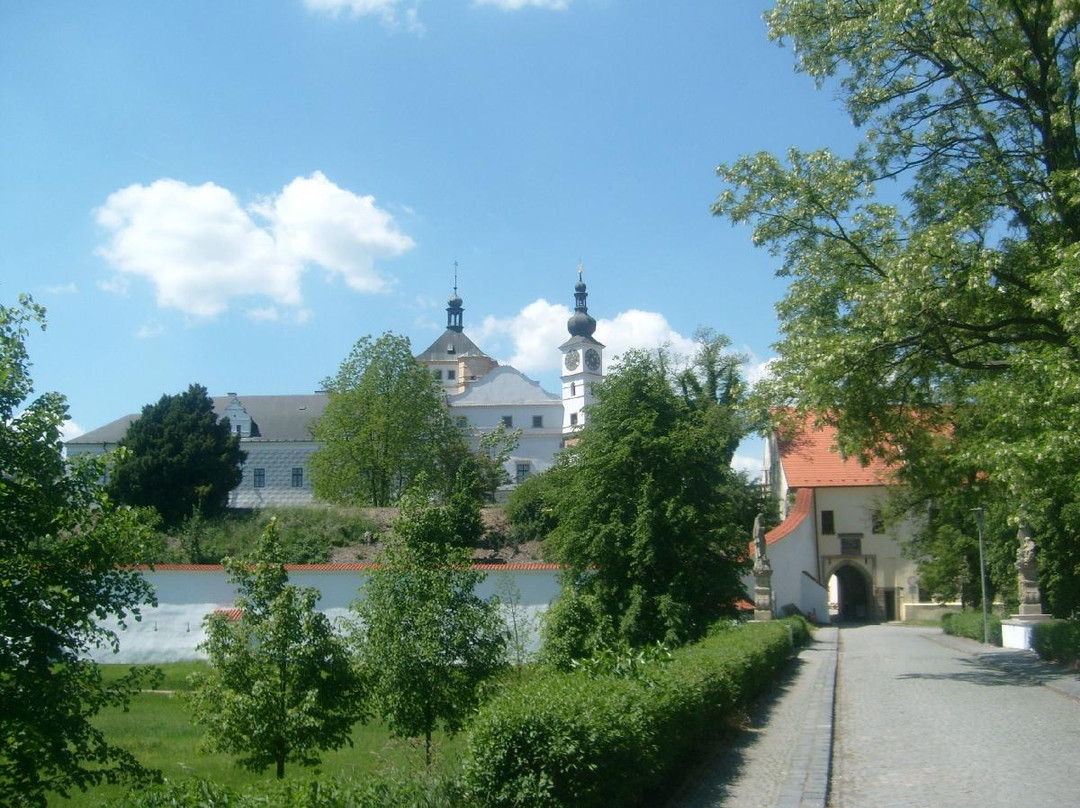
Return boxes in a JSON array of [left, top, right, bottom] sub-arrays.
[[776, 415, 896, 488], [448, 366, 559, 406]]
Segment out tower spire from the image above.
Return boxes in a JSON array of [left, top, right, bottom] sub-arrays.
[[447, 261, 464, 332], [567, 263, 596, 337]]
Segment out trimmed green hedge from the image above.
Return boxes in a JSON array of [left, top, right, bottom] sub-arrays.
[[942, 610, 1002, 645], [1032, 619, 1080, 667], [108, 773, 454, 808], [459, 618, 809, 808]]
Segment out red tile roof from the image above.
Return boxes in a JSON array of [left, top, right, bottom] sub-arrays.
[[764, 487, 813, 547], [138, 563, 562, 572], [778, 416, 896, 487]]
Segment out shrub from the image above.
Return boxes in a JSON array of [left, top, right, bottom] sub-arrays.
[[1032, 620, 1080, 667], [942, 610, 1002, 645], [460, 620, 804, 808], [108, 773, 453, 808]]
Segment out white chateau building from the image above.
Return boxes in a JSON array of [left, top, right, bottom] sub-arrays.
[[67, 275, 604, 507]]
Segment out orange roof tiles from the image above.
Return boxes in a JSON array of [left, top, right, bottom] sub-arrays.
[[764, 487, 813, 547], [139, 563, 562, 572], [778, 416, 896, 488]]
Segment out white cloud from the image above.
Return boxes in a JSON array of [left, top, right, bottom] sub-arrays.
[[44, 282, 78, 294], [95, 173, 414, 319], [476, 300, 697, 376], [474, 0, 570, 9], [731, 452, 764, 479], [303, 0, 424, 32], [61, 419, 87, 442], [135, 321, 165, 339]]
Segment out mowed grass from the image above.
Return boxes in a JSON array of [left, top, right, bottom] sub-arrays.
[[48, 663, 465, 808]]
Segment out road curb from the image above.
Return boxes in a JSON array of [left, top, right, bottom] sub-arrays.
[[774, 625, 839, 808]]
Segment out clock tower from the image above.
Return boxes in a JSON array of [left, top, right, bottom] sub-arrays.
[[560, 266, 604, 435]]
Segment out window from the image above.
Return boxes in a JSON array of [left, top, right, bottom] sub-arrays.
[[840, 534, 863, 556], [253, 468, 266, 488], [871, 508, 886, 534], [235, 424, 242, 436], [456, 415, 468, 428], [532, 415, 543, 428], [821, 509, 835, 535], [501, 415, 513, 428], [570, 382, 577, 396], [570, 412, 579, 426], [447, 369, 456, 380], [433, 369, 443, 380], [291, 467, 303, 488], [516, 463, 531, 484]]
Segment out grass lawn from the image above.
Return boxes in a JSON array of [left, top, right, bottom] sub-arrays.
[[48, 663, 464, 808]]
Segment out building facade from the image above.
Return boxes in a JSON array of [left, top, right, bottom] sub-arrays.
[[67, 276, 603, 506], [757, 414, 924, 622]]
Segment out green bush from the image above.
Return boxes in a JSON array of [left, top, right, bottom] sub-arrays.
[[942, 610, 1002, 645], [108, 773, 453, 808], [460, 620, 804, 808], [1032, 619, 1080, 667]]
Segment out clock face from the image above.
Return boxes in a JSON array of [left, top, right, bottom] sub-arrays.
[[564, 351, 580, 370], [584, 348, 601, 371]]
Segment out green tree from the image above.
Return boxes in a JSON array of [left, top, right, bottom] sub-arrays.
[[311, 333, 466, 507], [352, 477, 506, 764], [542, 346, 753, 663], [190, 518, 365, 779], [108, 383, 245, 527], [715, 1, 1080, 614], [1, 297, 161, 807]]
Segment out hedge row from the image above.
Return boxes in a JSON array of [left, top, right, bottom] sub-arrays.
[[458, 618, 809, 808], [942, 610, 1003, 646], [109, 772, 454, 808], [1032, 619, 1080, 667]]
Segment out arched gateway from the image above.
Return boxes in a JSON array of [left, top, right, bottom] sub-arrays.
[[828, 562, 874, 621]]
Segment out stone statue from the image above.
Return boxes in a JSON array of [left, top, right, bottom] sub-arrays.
[[751, 512, 774, 620], [753, 513, 767, 561], [1015, 522, 1043, 615]]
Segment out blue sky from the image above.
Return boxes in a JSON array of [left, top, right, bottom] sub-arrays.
[[1, 1, 860, 474]]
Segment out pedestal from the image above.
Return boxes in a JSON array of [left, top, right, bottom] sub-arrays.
[[1001, 614, 1054, 650]]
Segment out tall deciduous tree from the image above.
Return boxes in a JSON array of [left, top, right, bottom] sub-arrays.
[[352, 476, 506, 764], [542, 346, 754, 662], [108, 384, 245, 527], [311, 333, 466, 507], [715, 1, 1080, 614], [190, 518, 365, 779], [1, 297, 160, 807]]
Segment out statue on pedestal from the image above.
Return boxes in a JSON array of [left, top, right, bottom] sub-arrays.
[[752, 513, 774, 621], [1015, 522, 1044, 617]]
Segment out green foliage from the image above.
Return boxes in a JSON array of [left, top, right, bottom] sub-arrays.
[[460, 621, 799, 808], [352, 479, 507, 764], [310, 333, 466, 507], [504, 466, 564, 546], [1, 297, 162, 807], [1031, 619, 1080, 667], [544, 345, 755, 653], [942, 610, 1003, 646], [166, 506, 380, 564], [106, 773, 455, 808], [189, 519, 366, 779], [716, 1, 1080, 616], [108, 384, 245, 528]]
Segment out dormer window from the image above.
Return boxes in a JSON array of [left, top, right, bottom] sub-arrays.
[[447, 344, 456, 354]]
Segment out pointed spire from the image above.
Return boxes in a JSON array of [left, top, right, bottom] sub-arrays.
[[447, 260, 464, 332], [567, 262, 597, 338]]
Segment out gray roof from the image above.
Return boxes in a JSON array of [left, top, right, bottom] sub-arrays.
[[67, 393, 328, 446], [414, 329, 491, 363], [448, 366, 560, 406]]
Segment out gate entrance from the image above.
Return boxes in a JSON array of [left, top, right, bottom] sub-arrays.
[[830, 564, 873, 621]]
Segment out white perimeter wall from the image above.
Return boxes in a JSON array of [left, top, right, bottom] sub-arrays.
[[90, 568, 562, 664]]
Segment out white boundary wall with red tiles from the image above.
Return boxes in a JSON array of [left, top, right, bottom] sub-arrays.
[[90, 565, 562, 664]]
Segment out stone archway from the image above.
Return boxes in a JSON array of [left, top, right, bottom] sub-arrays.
[[830, 563, 874, 621]]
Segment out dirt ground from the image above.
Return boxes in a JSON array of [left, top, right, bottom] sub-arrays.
[[328, 507, 545, 564]]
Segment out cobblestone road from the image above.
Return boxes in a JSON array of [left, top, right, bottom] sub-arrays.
[[830, 624, 1080, 808]]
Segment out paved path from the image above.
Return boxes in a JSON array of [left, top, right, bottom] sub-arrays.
[[666, 627, 838, 808], [830, 625, 1080, 808], [668, 624, 1080, 808]]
